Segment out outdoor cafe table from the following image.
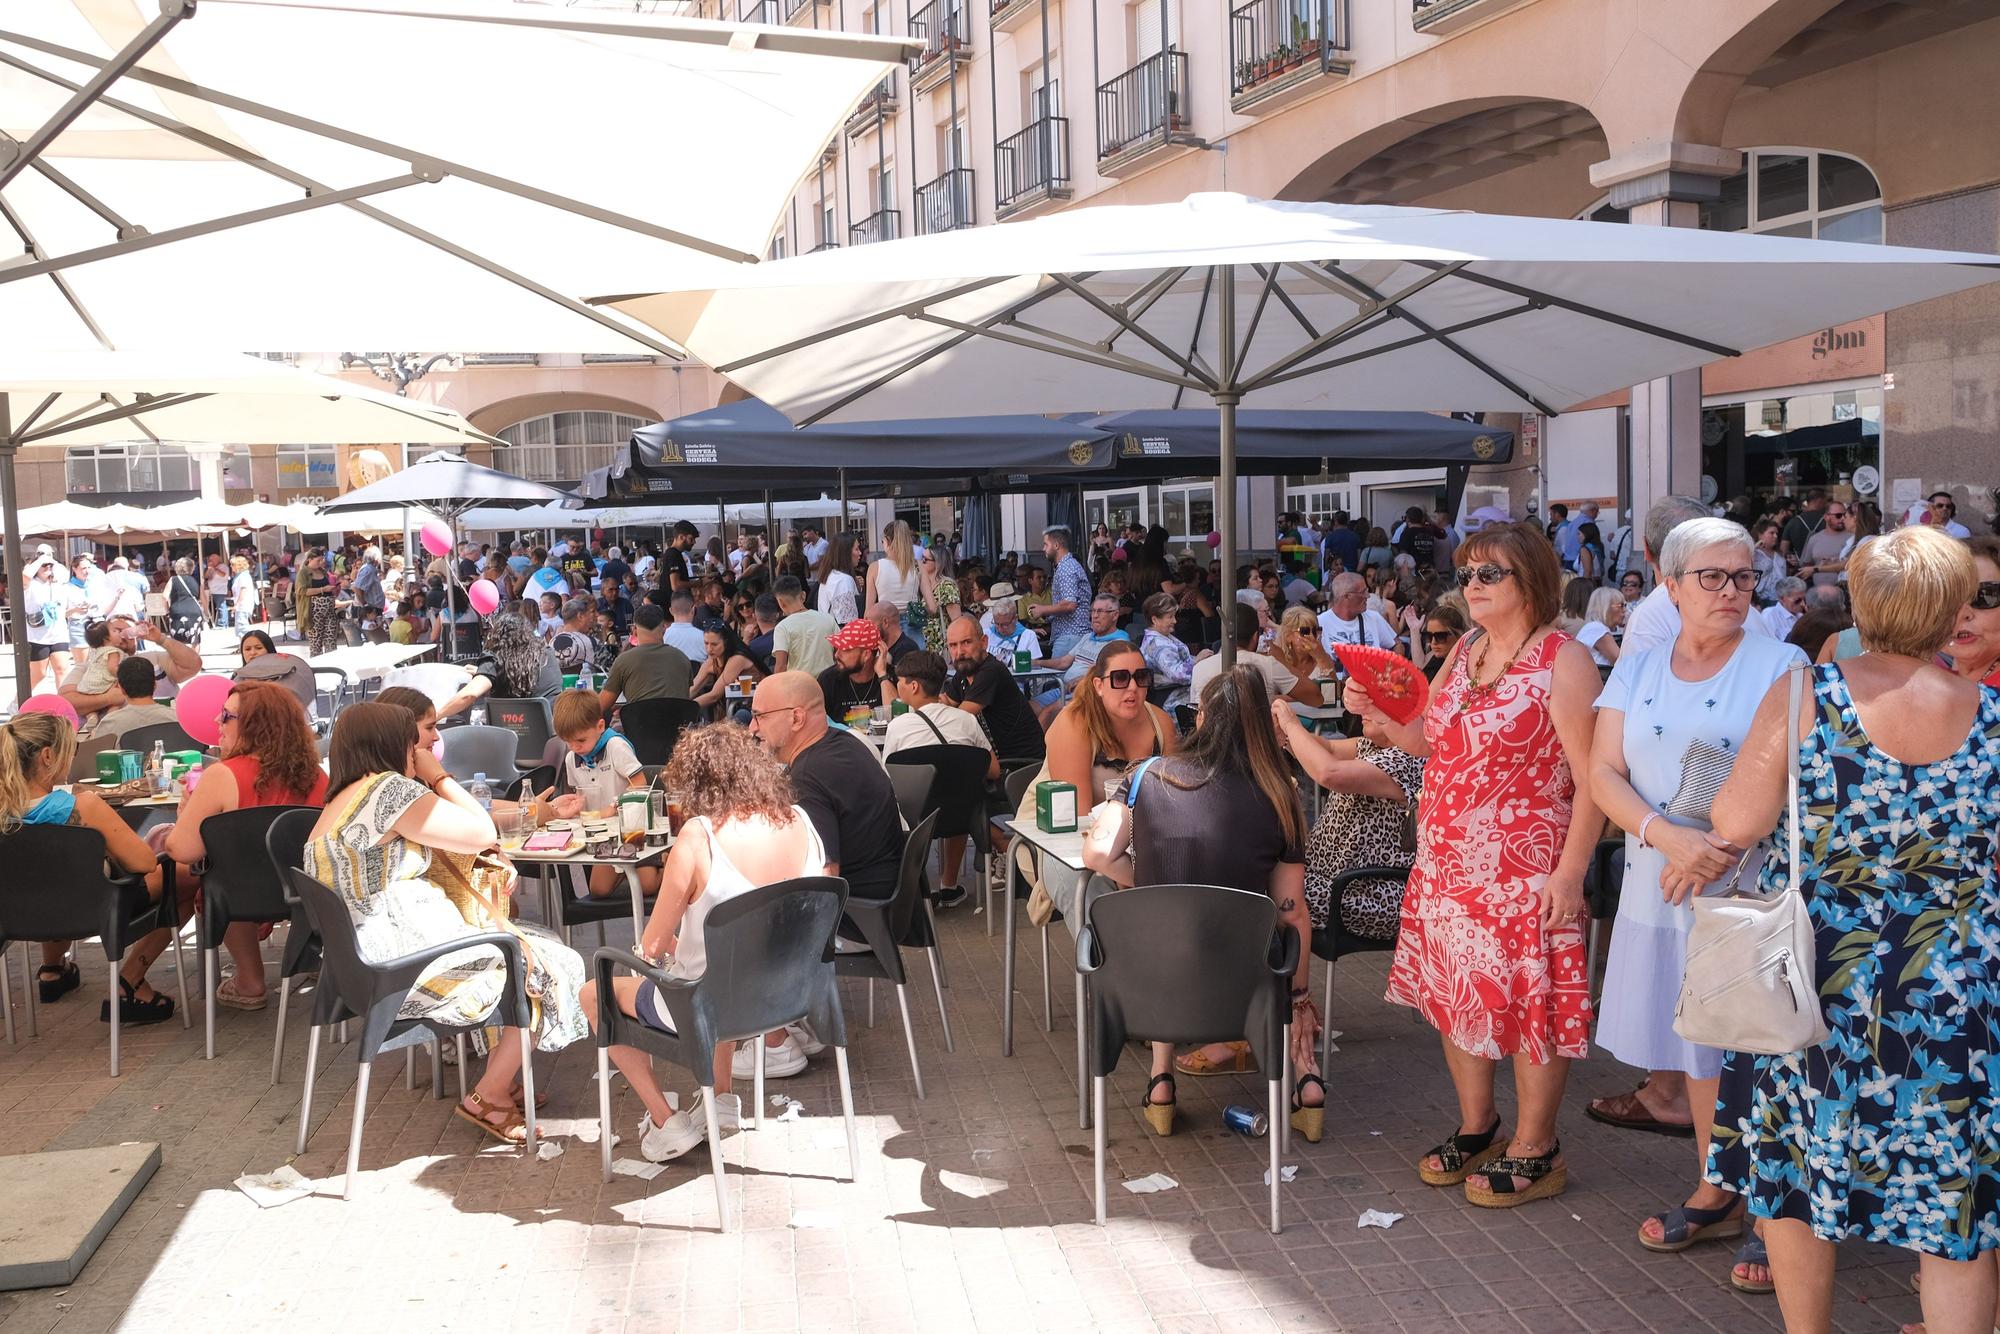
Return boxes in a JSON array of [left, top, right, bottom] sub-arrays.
[[1009, 666, 1066, 698], [508, 835, 668, 940], [306, 641, 438, 687], [994, 813, 1087, 1059]]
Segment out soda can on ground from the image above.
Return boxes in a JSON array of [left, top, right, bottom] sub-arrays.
[[1223, 1104, 1268, 1137]]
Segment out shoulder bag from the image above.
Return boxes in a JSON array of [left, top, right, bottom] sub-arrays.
[[1671, 663, 1829, 1056], [1079, 756, 1163, 888]]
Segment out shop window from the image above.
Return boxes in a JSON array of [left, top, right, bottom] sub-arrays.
[[497, 411, 651, 484], [1579, 149, 1881, 245], [65, 443, 194, 495]]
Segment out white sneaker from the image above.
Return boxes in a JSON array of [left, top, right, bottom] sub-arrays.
[[636, 1091, 741, 1163], [786, 1020, 827, 1055], [731, 1032, 808, 1079]]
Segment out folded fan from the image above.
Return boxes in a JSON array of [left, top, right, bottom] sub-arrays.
[[1332, 644, 1430, 726]]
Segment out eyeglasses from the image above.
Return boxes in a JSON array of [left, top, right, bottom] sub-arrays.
[[1685, 567, 1758, 592], [750, 705, 800, 721], [1103, 667, 1154, 690], [1972, 581, 2000, 612], [1423, 629, 1457, 644], [216, 707, 239, 725], [1464, 564, 1517, 587]]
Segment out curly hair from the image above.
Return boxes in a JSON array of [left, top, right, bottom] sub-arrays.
[[663, 723, 796, 828], [223, 682, 322, 803]]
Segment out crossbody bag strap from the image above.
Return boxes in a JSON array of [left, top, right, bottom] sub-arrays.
[[914, 706, 950, 746], [1786, 663, 1805, 900]]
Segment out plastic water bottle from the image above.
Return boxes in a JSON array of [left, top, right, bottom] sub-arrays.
[[468, 773, 493, 813]]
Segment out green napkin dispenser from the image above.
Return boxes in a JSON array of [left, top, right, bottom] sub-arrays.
[[1035, 780, 1078, 834]]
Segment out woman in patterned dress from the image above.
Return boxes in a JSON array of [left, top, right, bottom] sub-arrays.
[[1708, 526, 2000, 1333], [1345, 521, 1602, 1208], [304, 702, 586, 1146]]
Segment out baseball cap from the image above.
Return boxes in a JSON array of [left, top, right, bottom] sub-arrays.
[[828, 618, 881, 652]]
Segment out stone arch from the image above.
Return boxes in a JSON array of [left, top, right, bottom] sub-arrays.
[[1671, 0, 1850, 146], [1289, 97, 1608, 211], [467, 392, 663, 435]]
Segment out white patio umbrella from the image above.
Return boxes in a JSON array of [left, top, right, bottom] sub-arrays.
[[0, 349, 497, 697], [597, 192, 2000, 662], [0, 0, 913, 353]]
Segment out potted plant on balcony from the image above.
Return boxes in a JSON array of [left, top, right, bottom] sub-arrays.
[[1235, 58, 1256, 89]]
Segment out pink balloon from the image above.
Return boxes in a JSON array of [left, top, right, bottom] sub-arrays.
[[420, 518, 453, 558], [468, 578, 500, 615], [18, 694, 79, 728], [1205, 530, 1221, 549], [173, 674, 236, 748]]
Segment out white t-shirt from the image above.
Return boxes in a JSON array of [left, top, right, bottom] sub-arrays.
[[817, 569, 859, 624], [1761, 603, 1799, 642], [24, 578, 73, 646], [1190, 649, 1297, 702], [1622, 583, 1775, 657], [882, 700, 992, 757], [661, 621, 708, 664], [562, 733, 642, 816], [1575, 620, 1615, 666], [1316, 607, 1397, 655], [526, 567, 568, 598], [984, 622, 1042, 663]]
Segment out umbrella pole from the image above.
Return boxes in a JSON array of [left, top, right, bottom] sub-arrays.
[[838, 468, 848, 536], [0, 395, 29, 705], [1215, 264, 1239, 672], [763, 490, 774, 553]]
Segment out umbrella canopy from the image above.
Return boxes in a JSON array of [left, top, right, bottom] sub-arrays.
[[10, 499, 111, 535], [318, 451, 570, 524], [596, 192, 2000, 662], [0, 0, 913, 353], [460, 498, 863, 531]]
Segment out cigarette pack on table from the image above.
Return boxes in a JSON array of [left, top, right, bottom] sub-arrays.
[[1035, 780, 1078, 834]]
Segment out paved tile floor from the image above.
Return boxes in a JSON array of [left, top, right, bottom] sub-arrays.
[[0, 886, 1915, 1334]]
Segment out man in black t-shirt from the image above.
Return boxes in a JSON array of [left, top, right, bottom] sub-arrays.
[[747, 671, 902, 902], [1393, 506, 1438, 570], [559, 537, 595, 591], [943, 614, 1046, 762], [818, 617, 890, 722]]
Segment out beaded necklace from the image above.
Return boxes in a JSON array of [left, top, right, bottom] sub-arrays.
[[1458, 629, 1535, 714]]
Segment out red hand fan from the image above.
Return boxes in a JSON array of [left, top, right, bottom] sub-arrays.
[[1332, 644, 1429, 727]]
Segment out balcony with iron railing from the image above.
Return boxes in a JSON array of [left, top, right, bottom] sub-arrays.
[[989, 0, 1047, 34], [1229, 0, 1352, 111], [809, 240, 841, 253], [907, 0, 971, 92], [845, 76, 900, 138], [850, 207, 903, 246], [915, 167, 975, 234], [995, 116, 1072, 218], [1411, 0, 1531, 34], [737, 0, 781, 21], [785, 0, 824, 19], [1096, 50, 1196, 174]]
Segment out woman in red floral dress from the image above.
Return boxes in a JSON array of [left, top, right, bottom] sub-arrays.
[[1346, 522, 1602, 1208]]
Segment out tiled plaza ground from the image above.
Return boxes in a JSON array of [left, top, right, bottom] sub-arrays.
[[0, 888, 1913, 1334]]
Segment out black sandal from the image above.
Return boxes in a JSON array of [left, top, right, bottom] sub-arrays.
[[1464, 1139, 1567, 1208], [100, 975, 175, 1026], [37, 961, 80, 1004], [1142, 1072, 1176, 1137], [1417, 1115, 1504, 1186], [1290, 1075, 1326, 1143]]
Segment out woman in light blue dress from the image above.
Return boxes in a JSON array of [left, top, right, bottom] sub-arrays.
[[1589, 517, 1804, 1290]]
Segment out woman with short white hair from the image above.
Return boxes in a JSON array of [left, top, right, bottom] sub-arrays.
[[1588, 515, 1806, 1295], [1575, 585, 1627, 668]]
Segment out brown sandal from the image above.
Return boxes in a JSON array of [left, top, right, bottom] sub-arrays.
[[455, 1091, 527, 1145], [1174, 1041, 1255, 1077]]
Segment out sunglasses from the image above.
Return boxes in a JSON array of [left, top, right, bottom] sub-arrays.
[[1973, 581, 2000, 612], [1686, 567, 1758, 593], [1423, 629, 1457, 644], [1464, 564, 1517, 586], [216, 707, 239, 725], [1103, 667, 1154, 690]]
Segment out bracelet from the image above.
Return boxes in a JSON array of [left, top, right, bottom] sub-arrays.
[[1637, 813, 1658, 849]]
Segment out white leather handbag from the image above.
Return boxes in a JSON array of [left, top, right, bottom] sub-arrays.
[[1672, 663, 1830, 1056]]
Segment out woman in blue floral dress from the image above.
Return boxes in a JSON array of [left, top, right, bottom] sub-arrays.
[[1708, 526, 2000, 1332]]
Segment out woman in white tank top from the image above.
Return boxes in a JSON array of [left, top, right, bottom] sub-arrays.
[[579, 726, 828, 1161], [867, 520, 923, 635]]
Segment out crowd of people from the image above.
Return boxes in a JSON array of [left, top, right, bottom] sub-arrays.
[[4, 483, 1997, 1334]]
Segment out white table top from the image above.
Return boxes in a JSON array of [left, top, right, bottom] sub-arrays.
[[506, 839, 670, 867], [307, 642, 440, 681], [997, 813, 1090, 872]]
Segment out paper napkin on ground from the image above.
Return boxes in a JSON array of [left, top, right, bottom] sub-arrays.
[[1121, 1172, 1179, 1194], [1357, 1209, 1404, 1229], [235, 1165, 315, 1208], [610, 1158, 666, 1181], [1263, 1165, 1300, 1185]]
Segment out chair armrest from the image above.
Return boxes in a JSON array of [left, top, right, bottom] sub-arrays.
[[590, 946, 700, 1046], [370, 931, 530, 1026], [1324, 865, 1410, 912], [1074, 924, 1102, 975], [1268, 923, 1301, 979]]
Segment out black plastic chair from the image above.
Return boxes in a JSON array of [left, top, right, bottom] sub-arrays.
[[0, 825, 189, 1076], [617, 698, 704, 766], [439, 725, 524, 785], [286, 866, 537, 1199], [836, 811, 947, 1097], [195, 805, 319, 1061], [503, 765, 556, 804], [885, 743, 992, 903], [1310, 865, 1411, 1073], [121, 719, 202, 756], [310, 668, 353, 732], [1076, 883, 1296, 1233], [591, 875, 856, 1230], [265, 808, 324, 1086], [486, 697, 556, 769], [885, 762, 935, 829], [1584, 836, 1625, 1007]]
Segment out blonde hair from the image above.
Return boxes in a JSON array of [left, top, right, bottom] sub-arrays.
[[0, 713, 77, 832], [231, 555, 250, 574], [1272, 604, 1320, 673], [1849, 527, 1976, 659], [883, 520, 916, 579]]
